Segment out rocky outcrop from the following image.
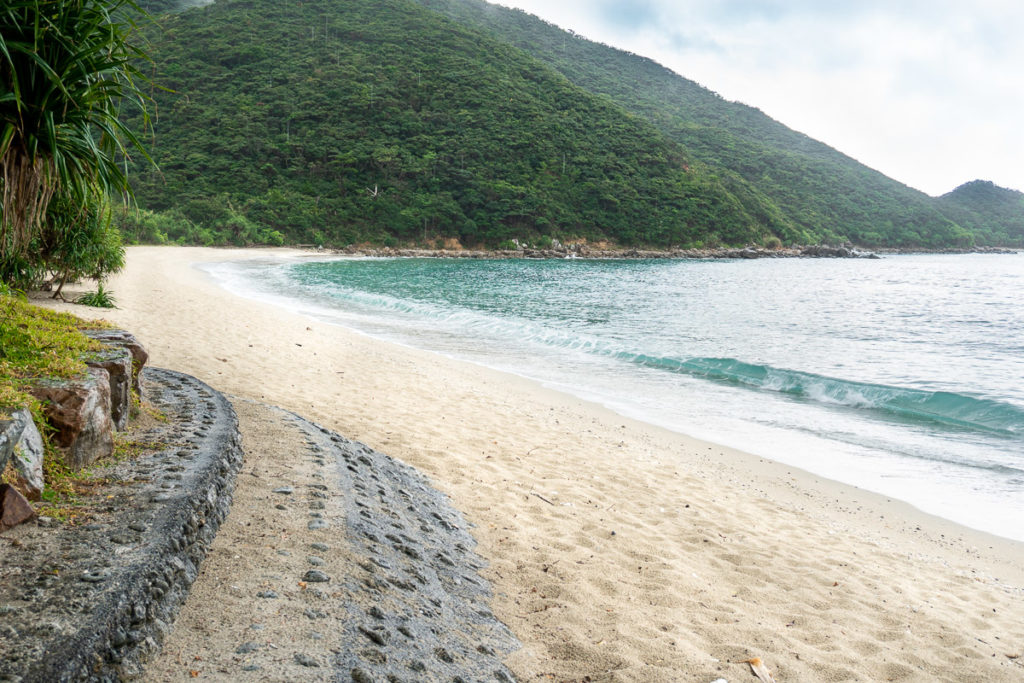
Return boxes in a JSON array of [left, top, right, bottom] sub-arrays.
[[18, 330, 149, 474], [85, 330, 149, 398], [7, 408, 45, 500], [0, 415, 24, 478], [29, 367, 115, 470], [85, 345, 133, 430], [0, 483, 36, 532], [1, 329, 149, 531], [799, 245, 880, 258], [0, 416, 39, 532]]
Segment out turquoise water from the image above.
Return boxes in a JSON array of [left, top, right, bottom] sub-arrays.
[[205, 254, 1024, 541]]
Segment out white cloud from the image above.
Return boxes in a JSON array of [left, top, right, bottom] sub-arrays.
[[496, 1, 1024, 195]]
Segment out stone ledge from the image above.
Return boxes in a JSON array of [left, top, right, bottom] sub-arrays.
[[2, 369, 522, 682], [275, 405, 521, 681], [0, 368, 243, 682]]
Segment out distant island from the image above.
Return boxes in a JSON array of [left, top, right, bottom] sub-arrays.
[[119, 0, 1024, 251]]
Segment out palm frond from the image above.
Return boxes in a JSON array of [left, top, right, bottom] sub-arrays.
[[0, 0, 151, 256]]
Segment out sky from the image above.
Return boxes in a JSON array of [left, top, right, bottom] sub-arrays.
[[494, 0, 1024, 196]]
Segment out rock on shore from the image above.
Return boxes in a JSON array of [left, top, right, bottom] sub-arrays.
[[0, 368, 243, 681]]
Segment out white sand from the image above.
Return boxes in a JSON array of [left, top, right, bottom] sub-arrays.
[[41, 246, 1024, 681]]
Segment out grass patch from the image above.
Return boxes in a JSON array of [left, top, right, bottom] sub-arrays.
[[0, 294, 109, 417], [35, 456, 84, 521], [1, 293, 124, 519], [33, 431, 168, 521]]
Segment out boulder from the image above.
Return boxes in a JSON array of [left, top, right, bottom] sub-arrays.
[[29, 367, 114, 470], [84, 330, 149, 398], [0, 415, 27, 479], [10, 409, 45, 500], [85, 346, 133, 430], [0, 483, 36, 532], [801, 245, 857, 258]]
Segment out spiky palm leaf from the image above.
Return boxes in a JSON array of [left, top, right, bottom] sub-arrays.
[[0, 0, 150, 256]]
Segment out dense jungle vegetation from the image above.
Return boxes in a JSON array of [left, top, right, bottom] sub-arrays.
[[414, 0, 1011, 247], [120, 0, 1023, 249]]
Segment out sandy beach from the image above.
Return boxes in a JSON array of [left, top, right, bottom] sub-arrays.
[[39, 246, 1024, 682]]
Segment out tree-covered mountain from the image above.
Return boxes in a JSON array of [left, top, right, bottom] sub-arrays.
[[122, 0, 1020, 249], [125, 0, 797, 248], [936, 181, 1024, 245], [412, 0, 989, 247]]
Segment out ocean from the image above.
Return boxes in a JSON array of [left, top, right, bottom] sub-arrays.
[[203, 253, 1024, 542]]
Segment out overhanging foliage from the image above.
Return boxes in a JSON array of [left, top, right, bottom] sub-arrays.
[[0, 0, 151, 256]]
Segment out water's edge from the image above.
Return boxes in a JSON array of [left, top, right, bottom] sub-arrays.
[[199, 254, 1024, 542]]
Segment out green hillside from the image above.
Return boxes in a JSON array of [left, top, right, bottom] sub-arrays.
[[121, 0, 1018, 249], [123, 0, 794, 248], [937, 181, 1024, 246], [413, 0, 982, 247]]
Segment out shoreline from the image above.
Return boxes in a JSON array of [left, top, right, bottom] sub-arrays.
[[318, 243, 1018, 260], [202, 248, 1024, 543], [37, 246, 1024, 681]]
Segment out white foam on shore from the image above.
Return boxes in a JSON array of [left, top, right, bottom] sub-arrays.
[[199, 255, 1024, 542]]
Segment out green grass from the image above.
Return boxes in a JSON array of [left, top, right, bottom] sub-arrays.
[[0, 293, 135, 519], [0, 294, 107, 417]]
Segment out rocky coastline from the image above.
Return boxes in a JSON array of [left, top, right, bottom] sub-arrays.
[[331, 243, 883, 260], [328, 243, 1015, 260]]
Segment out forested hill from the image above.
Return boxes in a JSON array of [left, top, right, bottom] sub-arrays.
[[122, 0, 1020, 248], [412, 0, 1020, 247], [126, 0, 796, 248], [937, 182, 1024, 245]]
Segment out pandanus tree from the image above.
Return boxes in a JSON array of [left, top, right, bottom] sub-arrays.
[[0, 0, 150, 258]]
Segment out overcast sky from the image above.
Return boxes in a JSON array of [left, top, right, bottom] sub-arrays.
[[495, 0, 1023, 197]]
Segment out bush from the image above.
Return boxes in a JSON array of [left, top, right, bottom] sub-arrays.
[[1, 193, 125, 295], [533, 235, 554, 249], [40, 194, 125, 298], [262, 229, 285, 246], [75, 283, 117, 308]]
